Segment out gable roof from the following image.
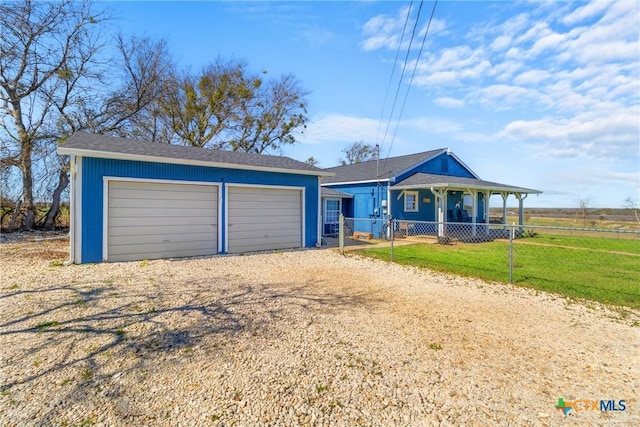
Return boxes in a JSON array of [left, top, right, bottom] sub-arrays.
[[322, 149, 446, 184], [57, 132, 333, 177], [394, 173, 541, 194]]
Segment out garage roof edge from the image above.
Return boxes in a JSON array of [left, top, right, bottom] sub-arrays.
[[57, 132, 334, 177]]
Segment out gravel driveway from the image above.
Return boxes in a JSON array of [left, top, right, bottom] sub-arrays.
[[1, 237, 638, 426]]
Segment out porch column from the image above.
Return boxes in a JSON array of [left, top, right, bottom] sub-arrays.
[[467, 189, 478, 237], [431, 187, 446, 237], [484, 191, 491, 235], [501, 192, 509, 230], [515, 193, 528, 232]]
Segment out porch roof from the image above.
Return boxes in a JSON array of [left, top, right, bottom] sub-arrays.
[[321, 187, 354, 198], [392, 173, 541, 194]]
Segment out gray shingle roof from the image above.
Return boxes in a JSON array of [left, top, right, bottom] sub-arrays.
[[57, 132, 332, 176], [394, 173, 541, 194], [320, 187, 354, 198], [322, 149, 446, 183]]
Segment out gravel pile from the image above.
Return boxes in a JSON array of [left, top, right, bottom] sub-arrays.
[[1, 238, 638, 426]]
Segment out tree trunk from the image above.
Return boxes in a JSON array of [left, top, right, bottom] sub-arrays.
[[20, 142, 35, 230], [43, 169, 70, 230], [8, 200, 22, 232]]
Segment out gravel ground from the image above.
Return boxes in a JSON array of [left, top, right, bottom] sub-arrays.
[[1, 237, 638, 426]]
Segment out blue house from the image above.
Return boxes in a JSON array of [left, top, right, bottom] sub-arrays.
[[320, 149, 541, 238], [58, 133, 333, 263]]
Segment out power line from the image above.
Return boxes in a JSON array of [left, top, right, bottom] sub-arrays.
[[388, 0, 439, 155], [378, 0, 425, 164], [375, 2, 414, 150]]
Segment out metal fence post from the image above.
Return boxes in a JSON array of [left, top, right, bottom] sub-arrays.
[[509, 223, 514, 283], [339, 214, 344, 255], [389, 216, 394, 262]]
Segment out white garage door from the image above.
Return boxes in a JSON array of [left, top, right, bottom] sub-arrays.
[[227, 186, 302, 253], [107, 180, 218, 262]]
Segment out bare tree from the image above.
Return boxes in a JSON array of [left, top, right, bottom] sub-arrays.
[[0, 0, 105, 229], [340, 142, 378, 165], [1, 0, 174, 230], [623, 197, 640, 226], [576, 196, 590, 228]]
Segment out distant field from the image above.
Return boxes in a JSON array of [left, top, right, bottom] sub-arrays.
[[494, 207, 640, 232], [361, 233, 640, 309]]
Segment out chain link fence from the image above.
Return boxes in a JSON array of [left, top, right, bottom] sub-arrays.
[[338, 216, 640, 306]]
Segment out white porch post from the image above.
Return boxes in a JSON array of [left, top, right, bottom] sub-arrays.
[[501, 192, 509, 230], [467, 189, 478, 237], [516, 193, 528, 231], [484, 191, 491, 235], [431, 187, 446, 237]]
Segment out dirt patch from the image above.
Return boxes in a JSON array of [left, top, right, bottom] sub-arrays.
[[1, 238, 638, 426]]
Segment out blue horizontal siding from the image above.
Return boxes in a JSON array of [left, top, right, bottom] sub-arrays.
[[395, 152, 475, 182], [80, 157, 319, 262], [390, 189, 436, 221]]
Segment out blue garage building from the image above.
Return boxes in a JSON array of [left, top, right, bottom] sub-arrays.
[[58, 133, 332, 263]]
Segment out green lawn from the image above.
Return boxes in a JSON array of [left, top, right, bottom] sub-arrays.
[[361, 237, 640, 309]]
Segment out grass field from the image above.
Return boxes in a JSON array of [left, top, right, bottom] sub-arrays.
[[361, 234, 640, 309]]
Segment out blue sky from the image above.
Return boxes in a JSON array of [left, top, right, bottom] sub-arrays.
[[107, 0, 639, 208]]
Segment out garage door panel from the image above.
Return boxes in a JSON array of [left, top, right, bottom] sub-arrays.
[[108, 181, 217, 262], [228, 227, 300, 240], [109, 224, 214, 237], [227, 211, 300, 223], [227, 186, 302, 253], [229, 237, 302, 253], [109, 235, 217, 250], [109, 230, 216, 245], [109, 247, 218, 263], [110, 182, 213, 196], [109, 197, 215, 209], [229, 195, 300, 205], [228, 202, 301, 213], [109, 206, 215, 218], [109, 216, 216, 228]]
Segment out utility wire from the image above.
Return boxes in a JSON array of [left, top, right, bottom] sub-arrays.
[[388, 0, 439, 155], [378, 0, 424, 163], [375, 2, 414, 151]]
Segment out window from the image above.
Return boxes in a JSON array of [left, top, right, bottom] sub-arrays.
[[404, 191, 419, 212], [463, 194, 473, 208], [324, 199, 340, 224]]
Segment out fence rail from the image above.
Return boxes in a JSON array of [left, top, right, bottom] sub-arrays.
[[338, 216, 640, 307]]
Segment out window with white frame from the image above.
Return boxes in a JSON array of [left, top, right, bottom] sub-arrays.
[[404, 191, 419, 212]]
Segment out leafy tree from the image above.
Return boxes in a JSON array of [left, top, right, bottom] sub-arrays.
[[0, 0, 173, 229], [157, 59, 309, 154], [340, 142, 378, 165], [306, 156, 319, 167]]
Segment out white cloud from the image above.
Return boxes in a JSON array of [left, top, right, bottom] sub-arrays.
[[298, 114, 381, 145], [498, 108, 640, 161], [490, 35, 511, 51], [513, 69, 551, 85], [434, 97, 465, 108], [361, 6, 446, 52], [562, 0, 620, 25]]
